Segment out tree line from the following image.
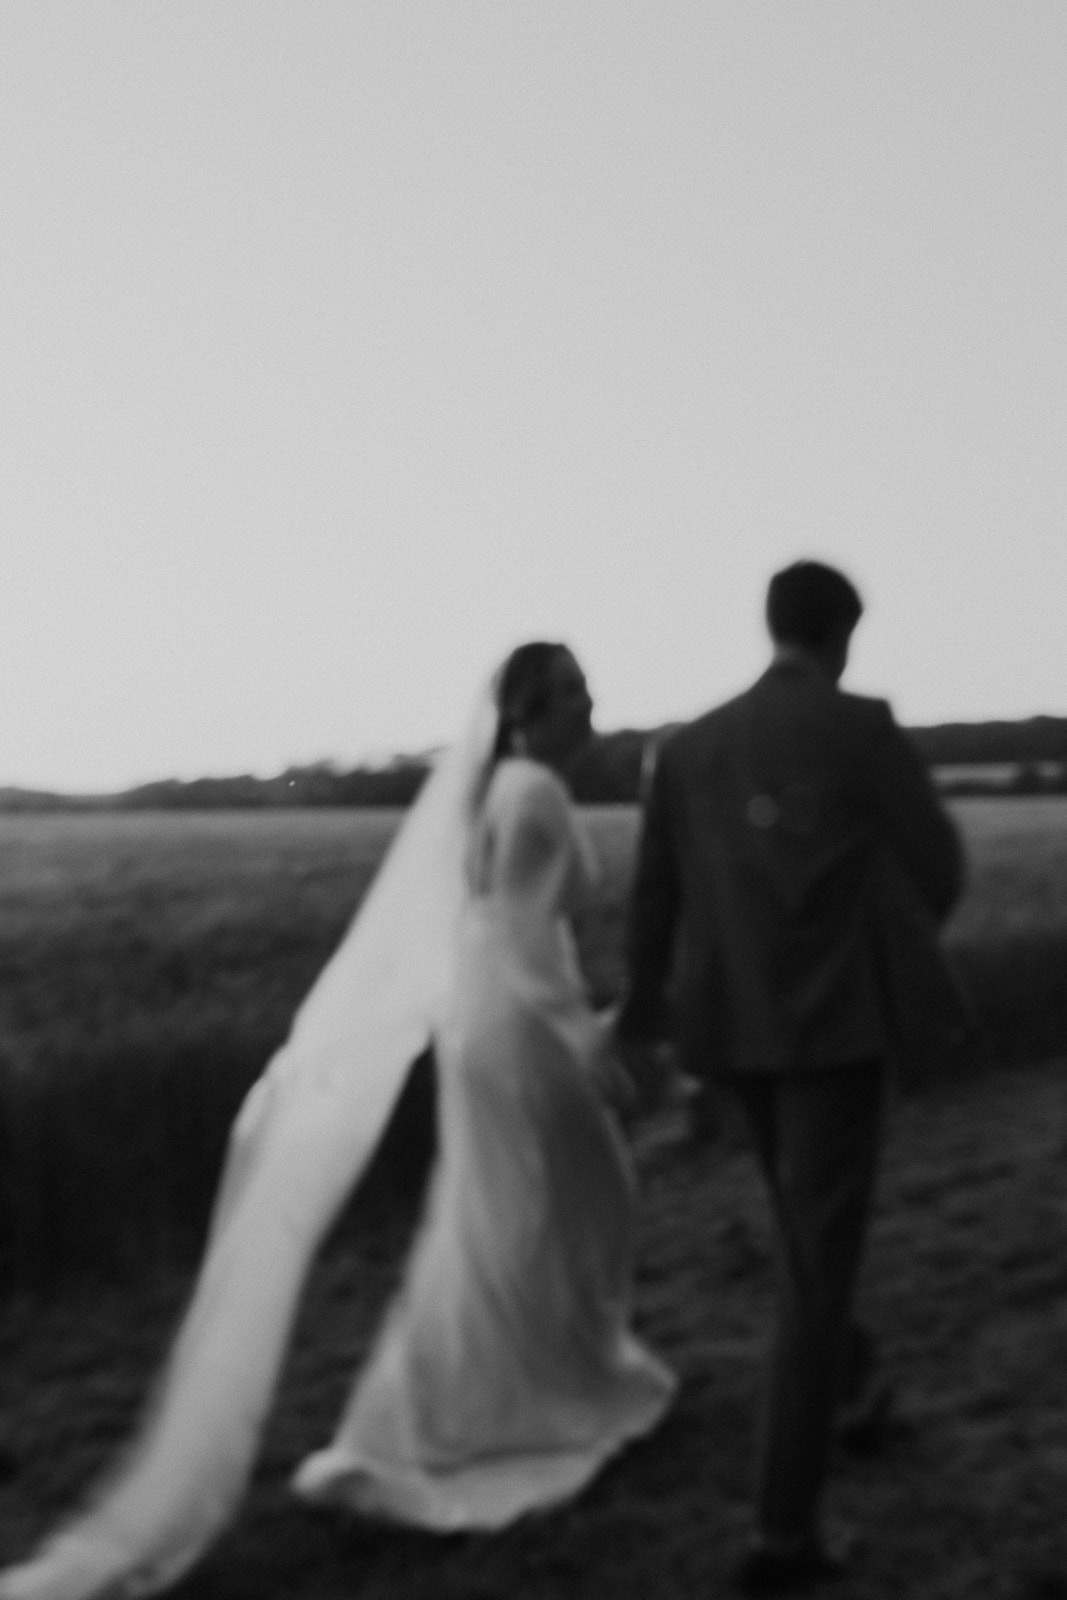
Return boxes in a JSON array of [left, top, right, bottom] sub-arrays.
[[3, 715, 1067, 812]]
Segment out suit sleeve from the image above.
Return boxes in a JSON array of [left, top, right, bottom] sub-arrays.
[[866, 704, 965, 923], [616, 738, 683, 1039]]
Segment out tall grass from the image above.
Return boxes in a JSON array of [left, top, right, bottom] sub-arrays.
[[941, 797, 1067, 1068], [0, 812, 397, 1287], [0, 801, 1065, 1290]]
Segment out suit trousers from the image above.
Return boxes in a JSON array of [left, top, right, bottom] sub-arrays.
[[727, 1059, 886, 1541]]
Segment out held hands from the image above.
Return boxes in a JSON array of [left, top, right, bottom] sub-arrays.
[[594, 1008, 685, 1118], [587, 1008, 640, 1116]]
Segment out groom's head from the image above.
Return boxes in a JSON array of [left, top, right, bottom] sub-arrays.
[[766, 561, 863, 682]]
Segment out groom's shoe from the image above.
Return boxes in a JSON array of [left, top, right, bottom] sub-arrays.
[[1020, 1573, 1067, 1599], [732, 1526, 858, 1595], [835, 1326, 906, 1456], [836, 1377, 904, 1456]]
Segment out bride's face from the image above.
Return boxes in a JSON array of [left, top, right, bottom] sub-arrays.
[[525, 650, 594, 767]]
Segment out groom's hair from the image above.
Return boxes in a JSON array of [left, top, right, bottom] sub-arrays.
[[766, 561, 863, 647]]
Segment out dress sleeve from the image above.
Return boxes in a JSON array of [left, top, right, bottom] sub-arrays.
[[486, 762, 596, 914]]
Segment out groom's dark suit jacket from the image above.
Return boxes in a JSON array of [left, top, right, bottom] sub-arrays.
[[620, 656, 965, 1077]]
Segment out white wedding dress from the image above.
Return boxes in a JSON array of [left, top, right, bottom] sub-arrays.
[[0, 705, 674, 1598], [292, 756, 675, 1528]]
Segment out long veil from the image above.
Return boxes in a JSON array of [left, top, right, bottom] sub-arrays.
[[0, 685, 498, 1600]]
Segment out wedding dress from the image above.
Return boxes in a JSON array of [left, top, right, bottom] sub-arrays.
[[292, 755, 675, 1528], [0, 695, 674, 1599]]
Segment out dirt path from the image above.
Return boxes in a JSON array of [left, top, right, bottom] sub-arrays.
[[2, 1059, 1066, 1598]]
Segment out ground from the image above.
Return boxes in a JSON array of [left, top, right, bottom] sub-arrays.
[[2, 1055, 1066, 1599]]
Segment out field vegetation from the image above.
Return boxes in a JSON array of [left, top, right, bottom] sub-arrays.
[[1, 800, 1066, 1289], [1, 801, 1067, 1595]]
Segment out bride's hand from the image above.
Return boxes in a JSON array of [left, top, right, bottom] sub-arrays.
[[612, 1032, 686, 1116], [588, 1009, 639, 1114]]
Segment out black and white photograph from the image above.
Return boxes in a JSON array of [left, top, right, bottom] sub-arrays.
[[1, 5, 1066, 1596]]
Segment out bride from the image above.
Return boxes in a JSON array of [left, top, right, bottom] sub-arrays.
[[0, 642, 675, 1598]]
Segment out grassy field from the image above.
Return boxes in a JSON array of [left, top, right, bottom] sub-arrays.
[[1, 798, 1067, 1286], [1, 800, 1067, 1593]]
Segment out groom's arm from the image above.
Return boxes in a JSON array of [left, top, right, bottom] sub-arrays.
[[616, 738, 682, 1042], [866, 704, 965, 923]]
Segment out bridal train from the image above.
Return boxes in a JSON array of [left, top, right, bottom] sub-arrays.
[[0, 661, 674, 1599]]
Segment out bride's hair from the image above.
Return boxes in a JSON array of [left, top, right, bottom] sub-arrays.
[[491, 641, 569, 762]]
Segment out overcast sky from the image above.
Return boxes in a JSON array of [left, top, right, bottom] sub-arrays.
[[2, 3, 1065, 791]]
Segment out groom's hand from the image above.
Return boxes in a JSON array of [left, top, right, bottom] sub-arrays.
[[614, 1035, 676, 1115]]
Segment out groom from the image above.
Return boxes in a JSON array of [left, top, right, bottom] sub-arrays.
[[617, 560, 964, 1592]]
